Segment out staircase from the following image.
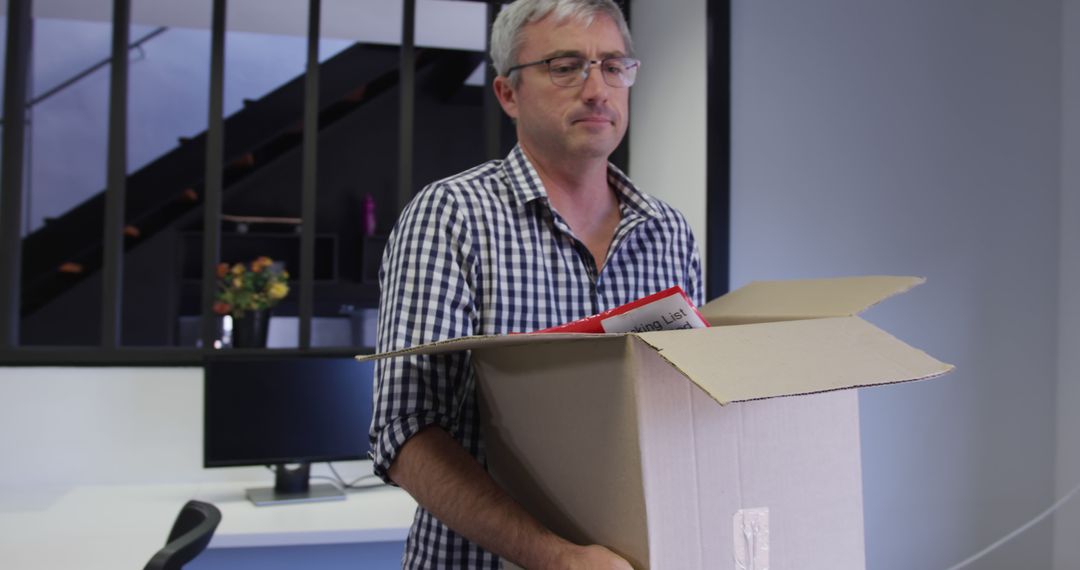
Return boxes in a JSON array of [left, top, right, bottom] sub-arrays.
[[20, 41, 486, 320]]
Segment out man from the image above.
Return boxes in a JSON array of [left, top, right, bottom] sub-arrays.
[[370, 0, 703, 567]]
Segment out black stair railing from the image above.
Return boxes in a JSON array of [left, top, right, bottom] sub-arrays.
[[0, 26, 168, 126]]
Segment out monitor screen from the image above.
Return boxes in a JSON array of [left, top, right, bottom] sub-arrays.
[[203, 355, 374, 468]]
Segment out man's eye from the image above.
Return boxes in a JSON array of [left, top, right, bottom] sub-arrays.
[[550, 60, 584, 74]]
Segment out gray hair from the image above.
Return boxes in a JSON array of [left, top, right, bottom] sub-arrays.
[[490, 0, 633, 83]]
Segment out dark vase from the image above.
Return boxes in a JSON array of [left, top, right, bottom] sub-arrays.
[[232, 309, 270, 348]]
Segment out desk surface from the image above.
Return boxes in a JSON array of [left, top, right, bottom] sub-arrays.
[[0, 481, 417, 570]]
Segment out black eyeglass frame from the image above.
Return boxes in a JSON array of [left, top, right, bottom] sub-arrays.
[[505, 56, 642, 88]]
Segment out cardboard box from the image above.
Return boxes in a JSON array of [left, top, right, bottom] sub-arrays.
[[362, 276, 953, 569]]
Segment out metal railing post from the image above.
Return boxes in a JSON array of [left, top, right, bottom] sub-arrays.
[[299, 0, 321, 349], [0, 0, 32, 348], [397, 0, 416, 213], [101, 0, 132, 348], [201, 0, 227, 349]]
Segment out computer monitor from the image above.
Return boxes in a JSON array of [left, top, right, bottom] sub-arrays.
[[203, 355, 375, 505]]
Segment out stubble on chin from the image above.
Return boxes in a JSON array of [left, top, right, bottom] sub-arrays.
[[568, 122, 625, 160]]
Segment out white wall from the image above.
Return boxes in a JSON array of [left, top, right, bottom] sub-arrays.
[[633, 0, 1066, 568], [729, 0, 1062, 568], [0, 367, 373, 504], [628, 0, 708, 269], [1054, 0, 1080, 567], [0, 367, 261, 492]]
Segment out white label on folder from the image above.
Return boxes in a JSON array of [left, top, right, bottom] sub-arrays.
[[599, 292, 707, 333]]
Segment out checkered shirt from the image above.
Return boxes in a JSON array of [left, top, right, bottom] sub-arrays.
[[370, 144, 703, 569]]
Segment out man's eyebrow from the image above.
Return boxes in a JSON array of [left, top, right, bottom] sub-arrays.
[[541, 49, 628, 60], [542, 49, 586, 59]]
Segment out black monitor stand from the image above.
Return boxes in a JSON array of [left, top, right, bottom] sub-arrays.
[[246, 463, 346, 506]]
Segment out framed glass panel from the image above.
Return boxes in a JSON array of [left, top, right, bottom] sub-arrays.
[[18, 15, 114, 346]]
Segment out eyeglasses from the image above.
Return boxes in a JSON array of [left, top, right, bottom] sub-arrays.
[[506, 56, 641, 88]]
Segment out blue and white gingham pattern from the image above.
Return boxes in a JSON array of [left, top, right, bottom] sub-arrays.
[[371, 144, 703, 569]]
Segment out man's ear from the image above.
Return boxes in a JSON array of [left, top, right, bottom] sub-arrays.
[[493, 75, 519, 120]]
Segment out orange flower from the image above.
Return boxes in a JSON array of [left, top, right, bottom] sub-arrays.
[[230, 263, 245, 276], [213, 301, 231, 315], [216, 263, 229, 278]]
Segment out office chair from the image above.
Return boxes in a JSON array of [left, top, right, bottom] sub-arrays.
[[143, 500, 222, 570]]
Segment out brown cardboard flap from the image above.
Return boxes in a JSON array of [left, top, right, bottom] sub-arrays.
[[476, 338, 651, 568], [635, 316, 952, 405], [698, 276, 925, 326]]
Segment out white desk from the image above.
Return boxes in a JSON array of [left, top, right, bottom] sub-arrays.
[[0, 481, 416, 569]]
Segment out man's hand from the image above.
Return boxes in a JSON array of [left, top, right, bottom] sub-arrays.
[[552, 544, 634, 569]]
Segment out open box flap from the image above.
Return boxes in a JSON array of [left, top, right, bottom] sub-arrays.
[[634, 316, 953, 405], [699, 276, 925, 326], [357, 276, 929, 363], [358, 316, 952, 406]]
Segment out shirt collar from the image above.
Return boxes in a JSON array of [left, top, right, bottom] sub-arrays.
[[500, 144, 661, 220]]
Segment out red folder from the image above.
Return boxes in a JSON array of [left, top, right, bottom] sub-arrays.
[[533, 286, 709, 334]]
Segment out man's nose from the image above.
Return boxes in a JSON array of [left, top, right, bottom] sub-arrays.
[[580, 62, 610, 102]]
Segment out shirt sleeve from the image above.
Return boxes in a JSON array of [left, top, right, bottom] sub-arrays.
[[369, 184, 477, 484]]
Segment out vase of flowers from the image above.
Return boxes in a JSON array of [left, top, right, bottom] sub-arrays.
[[213, 256, 290, 348]]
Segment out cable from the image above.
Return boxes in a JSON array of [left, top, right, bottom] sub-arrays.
[[944, 479, 1080, 570], [348, 473, 381, 486], [260, 462, 385, 493], [327, 462, 348, 487], [327, 461, 385, 490], [263, 464, 344, 490], [309, 475, 345, 492]]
